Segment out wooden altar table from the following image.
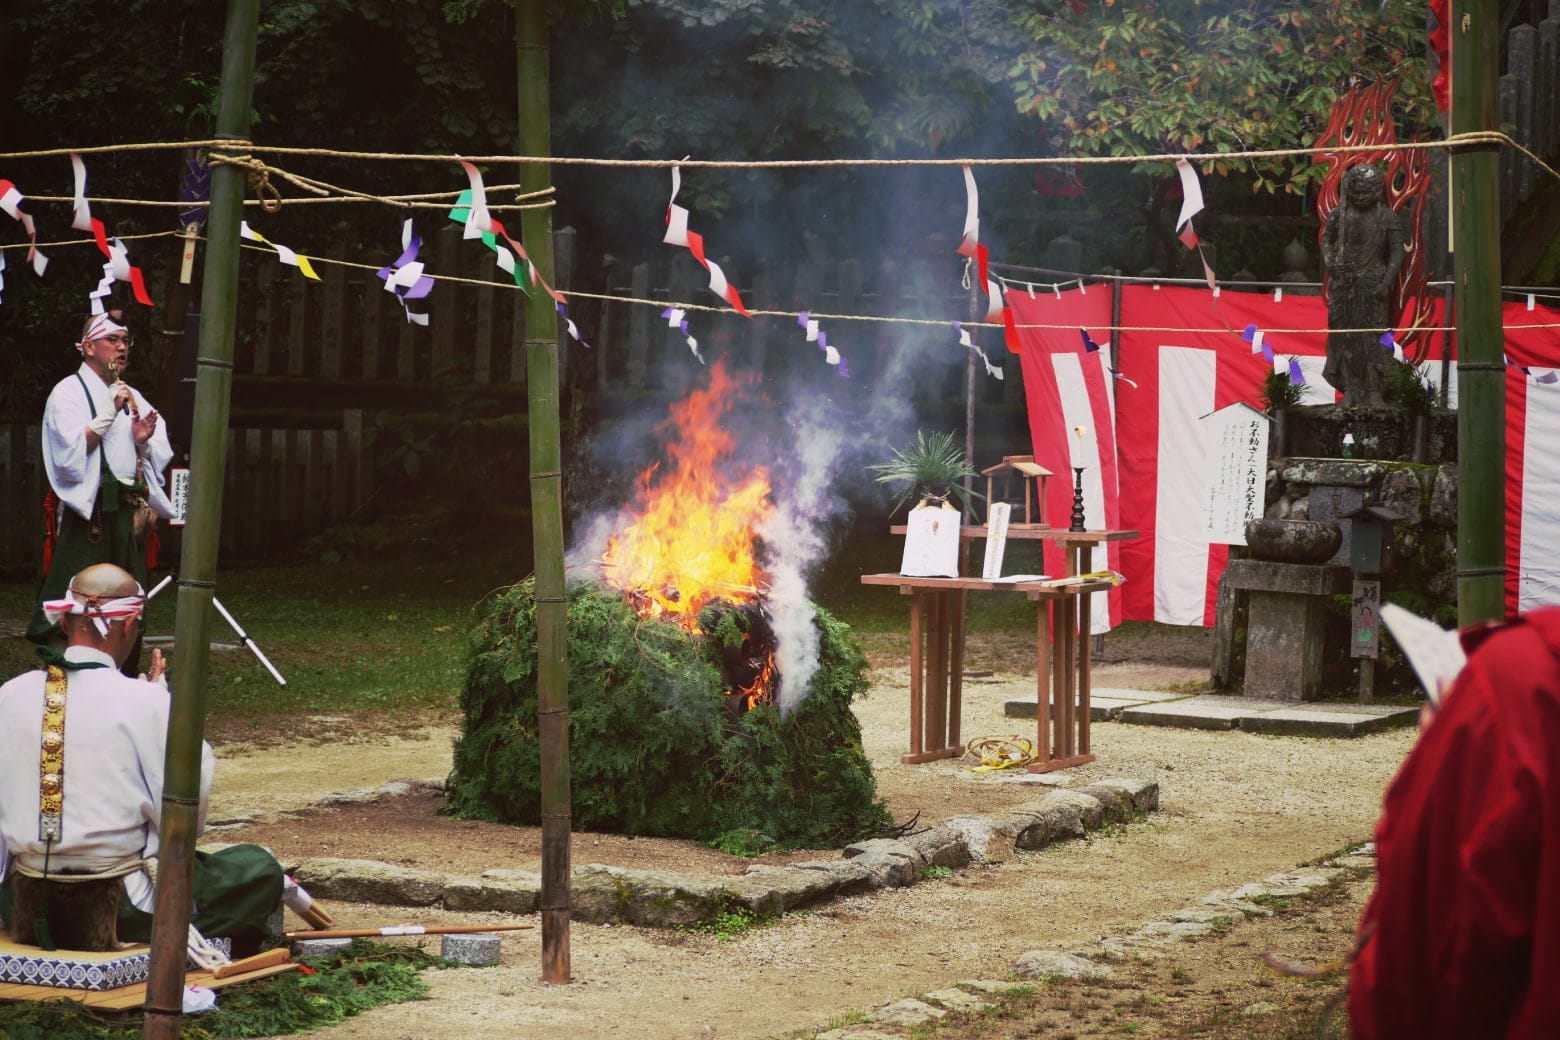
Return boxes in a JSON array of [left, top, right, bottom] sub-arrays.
[[867, 527, 1137, 771]]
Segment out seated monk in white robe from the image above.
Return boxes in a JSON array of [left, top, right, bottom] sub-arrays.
[[0, 564, 282, 955]]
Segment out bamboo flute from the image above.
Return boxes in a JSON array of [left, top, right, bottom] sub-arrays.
[[283, 923, 533, 940]]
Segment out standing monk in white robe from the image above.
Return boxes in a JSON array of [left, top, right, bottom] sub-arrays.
[[1, 564, 282, 954], [27, 310, 176, 676]]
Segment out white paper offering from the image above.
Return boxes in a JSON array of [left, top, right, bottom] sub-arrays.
[[1380, 603, 1467, 706], [900, 501, 962, 578], [982, 502, 1011, 580]]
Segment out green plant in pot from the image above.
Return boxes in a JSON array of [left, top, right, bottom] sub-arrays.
[[867, 430, 983, 516], [1261, 361, 1306, 458], [1261, 362, 1307, 413], [1384, 359, 1434, 416]]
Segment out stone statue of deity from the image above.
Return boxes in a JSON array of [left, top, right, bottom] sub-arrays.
[[1321, 163, 1407, 407]]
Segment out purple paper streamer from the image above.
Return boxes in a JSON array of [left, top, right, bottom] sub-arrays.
[[797, 311, 809, 327], [840, 358, 850, 379], [1261, 342, 1274, 363], [1242, 323, 1258, 342], [1079, 328, 1100, 353], [1288, 358, 1305, 385], [818, 330, 827, 350]]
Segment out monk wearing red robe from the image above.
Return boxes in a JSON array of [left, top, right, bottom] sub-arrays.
[[1350, 607, 1560, 1039]]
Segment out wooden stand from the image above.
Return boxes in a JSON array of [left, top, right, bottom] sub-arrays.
[[872, 526, 1137, 771], [859, 578, 969, 763]]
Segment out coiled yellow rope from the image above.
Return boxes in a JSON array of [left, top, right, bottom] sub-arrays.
[[963, 735, 1037, 772]]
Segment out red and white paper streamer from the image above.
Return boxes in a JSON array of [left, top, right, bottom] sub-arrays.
[[71, 155, 154, 310], [662, 165, 750, 317], [0, 177, 48, 290], [955, 166, 1005, 322]]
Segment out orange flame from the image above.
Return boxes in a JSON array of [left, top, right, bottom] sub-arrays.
[[602, 362, 773, 632]]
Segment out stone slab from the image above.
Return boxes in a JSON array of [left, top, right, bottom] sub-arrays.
[[1238, 704, 1420, 737], [1004, 688, 1188, 721], [1118, 698, 1250, 730], [1119, 695, 1420, 737], [1224, 559, 1350, 595]]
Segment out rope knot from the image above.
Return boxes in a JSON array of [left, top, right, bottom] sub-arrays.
[[210, 152, 283, 212]]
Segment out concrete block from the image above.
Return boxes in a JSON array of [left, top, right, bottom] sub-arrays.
[[440, 932, 501, 966], [293, 937, 353, 959]]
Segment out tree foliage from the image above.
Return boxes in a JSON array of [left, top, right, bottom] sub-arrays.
[[1004, 0, 1437, 196]]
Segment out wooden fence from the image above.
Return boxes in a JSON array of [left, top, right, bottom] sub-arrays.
[[2, 222, 1025, 573], [1499, 2, 1560, 221], [0, 410, 372, 576]]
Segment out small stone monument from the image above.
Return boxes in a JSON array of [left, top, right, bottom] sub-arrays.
[[1225, 518, 1348, 700]]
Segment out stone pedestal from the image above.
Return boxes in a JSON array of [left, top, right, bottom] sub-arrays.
[[1225, 559, 1349, 701]]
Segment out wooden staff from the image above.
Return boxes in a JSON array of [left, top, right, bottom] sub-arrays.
[[210, 947, 292, 980], [283, 923, 533, 940]]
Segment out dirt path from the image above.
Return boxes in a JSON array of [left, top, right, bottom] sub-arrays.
[[203, 651, 1413, 1040]]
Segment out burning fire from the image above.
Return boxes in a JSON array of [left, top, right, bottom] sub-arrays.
[[601, 362, 777, 708]]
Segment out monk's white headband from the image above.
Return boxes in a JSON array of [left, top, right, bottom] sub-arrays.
[[79, 313, 128, 349], [43, 585, 147, 637]]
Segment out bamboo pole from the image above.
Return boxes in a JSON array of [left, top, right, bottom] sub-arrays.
[[1450, 0, 1506, 626], [516, 0, 572, 985], [141, 3, 258, 1038]]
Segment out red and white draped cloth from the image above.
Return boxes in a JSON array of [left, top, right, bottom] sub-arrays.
[[1003, 289, 1121, 632], [1018, 284, 1560, 625], [1111, 285, 1330, 625], [1488, 300, 1560, 613]]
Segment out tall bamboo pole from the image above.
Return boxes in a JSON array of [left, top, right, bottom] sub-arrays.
[[141, 2, 258, 1037], [1450, 0, 1505, 625], [516, 0, 571, 984]]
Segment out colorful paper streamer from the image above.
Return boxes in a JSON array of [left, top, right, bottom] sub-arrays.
[[240, 220, 321, 282], [375, 218, 433, 326], [71, 154, 154, 309], [662, 165, 749, 317], [954, 165, 1005, 322], [0, 177, 48, 279]]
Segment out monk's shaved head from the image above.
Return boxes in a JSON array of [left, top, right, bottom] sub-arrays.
[[70, 563, 140, 600]]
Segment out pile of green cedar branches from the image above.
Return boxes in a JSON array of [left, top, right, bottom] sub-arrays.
[[0, 940, 438, 1040], [446, 579, 891, 854]]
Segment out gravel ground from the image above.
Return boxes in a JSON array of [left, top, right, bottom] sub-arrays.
[[205, 645, 1415, 1040]]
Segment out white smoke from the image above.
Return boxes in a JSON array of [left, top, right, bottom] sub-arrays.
[[760, 392, 852, 716]]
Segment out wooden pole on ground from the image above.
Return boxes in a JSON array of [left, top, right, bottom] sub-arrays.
[[141, 2, 258, 1038], [516, 0, 572, 985]]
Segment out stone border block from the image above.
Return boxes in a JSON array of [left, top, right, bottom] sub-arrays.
[[291, 857, 445, 906]]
